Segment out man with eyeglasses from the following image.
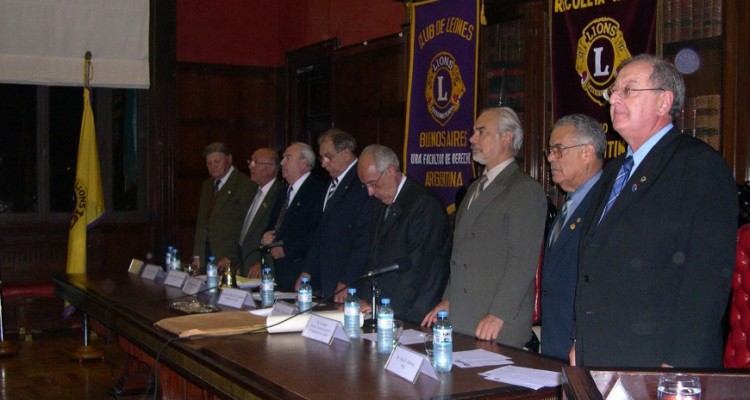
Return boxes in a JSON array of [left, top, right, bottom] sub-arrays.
[[573, 54, 737, 368], [540, 114, 604, 361], [191, 142, 255, 273], [261, 142, 325, 291], [357, 144, 451, 324], [214, 148, 284, 278], [422, 107, 547, 349], [294, 129, 377, 302]]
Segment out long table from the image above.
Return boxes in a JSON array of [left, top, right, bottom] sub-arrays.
[[52, 272, 564, 399]]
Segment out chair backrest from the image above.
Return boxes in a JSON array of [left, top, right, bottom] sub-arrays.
[[724, 223, 750, 368]]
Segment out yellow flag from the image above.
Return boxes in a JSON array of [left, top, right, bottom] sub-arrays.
[[66, 87, 105, 274]]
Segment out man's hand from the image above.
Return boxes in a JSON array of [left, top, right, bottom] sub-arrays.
[[569, 344, 576, 366], [261, 231, 276, 246], [294, 272, 311, 292], [247, 262, 262, 279], [270, 247, 285, 259], [333, 282, 348, 303], [475, 314, 504, 341], [421, 300, 449, 328]]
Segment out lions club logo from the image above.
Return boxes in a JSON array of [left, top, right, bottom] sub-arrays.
[[575, 17, 631, 106], [425, 51, 466, 126]]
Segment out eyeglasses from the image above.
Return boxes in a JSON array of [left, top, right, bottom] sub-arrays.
[[248, 160, 274, 168], [318, 149, 344, 163], [603, 85, 665, 102], [364, 172, 385, 190], [544, 144, 587, 158]]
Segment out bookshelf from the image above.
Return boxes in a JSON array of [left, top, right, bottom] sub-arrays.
[[662, 0, 724, 151]]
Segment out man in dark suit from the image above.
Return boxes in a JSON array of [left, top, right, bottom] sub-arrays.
[[296, 129, 376, 301], [540, 114, 604, 361], [574, 54, 737, 368], [357, 144, 451, 324], [422, 107, 547, 349], [261, 142, 324, 291], [216, 147, 284, 277], [191, 142, 255, 271]]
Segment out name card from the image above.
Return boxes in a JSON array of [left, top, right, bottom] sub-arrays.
[[271, 300, 296, 316], [385, 345, 438, 384], [217, 288, 248, 309], [164, 270, 188, 288], [141, 264, 165, 280], [182, 277, 204, 295], [127, 258, 144, 275], [302, 314, 349, 345]]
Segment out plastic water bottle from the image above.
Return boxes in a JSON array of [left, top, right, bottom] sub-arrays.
[[377, 298, 394, 354], [170, 248, 181, 271], [261, 267, 275, 308], [165, 246, 174, 269], [432, 310, 453, 372], [297, 277, 312, 312], [344, 288, 360, 339], [205, 256, 218, 293]]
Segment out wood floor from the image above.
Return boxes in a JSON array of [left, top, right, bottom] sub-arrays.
[[0, 327, 130, 399]]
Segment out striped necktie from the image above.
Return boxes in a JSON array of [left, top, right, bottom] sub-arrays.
[[599, 155, 634, 224], [274, 186, 293, 233], [549, 197, 571, 246], [323, 178, 338, 211]]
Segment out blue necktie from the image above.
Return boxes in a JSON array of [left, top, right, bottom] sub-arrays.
[[599, 156, 634, 223]]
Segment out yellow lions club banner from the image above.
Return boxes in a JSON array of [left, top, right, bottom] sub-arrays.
[[551, 0, 657, 159], [66, 86, 105, 275], [404, 0, 479, 213]]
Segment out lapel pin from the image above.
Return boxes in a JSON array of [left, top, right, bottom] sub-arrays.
[[631, 183, 638, 192], [640, 176, 647, 183]]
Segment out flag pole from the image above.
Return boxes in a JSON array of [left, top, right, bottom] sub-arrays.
[[70, 51, 104, 363]]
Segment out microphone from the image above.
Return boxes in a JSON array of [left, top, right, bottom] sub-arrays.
[[362, 259, 410, 279], [259, 240, 284, 252]]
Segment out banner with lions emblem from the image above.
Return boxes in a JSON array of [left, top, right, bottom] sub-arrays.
[[551, 0, 657, 159], [404, 0, 479, 213]]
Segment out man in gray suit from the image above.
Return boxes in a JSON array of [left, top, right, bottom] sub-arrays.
[[423, 107, 547, 349], [191, 142, 255, 272], [216, 147, 284, 277]]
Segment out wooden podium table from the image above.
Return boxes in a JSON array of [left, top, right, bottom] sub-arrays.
[[52, 272, 564, 399], [562, 365, 750, 399]]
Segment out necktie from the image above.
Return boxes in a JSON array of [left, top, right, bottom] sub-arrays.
[[323, 178, 338, 211], [274, 186, 293, 233], [599, 156, 634, 223], [468, 175, 488, 209], [549, 198, 572, 246], [213, 179, 221, 193], [239, 189, 262, 244]]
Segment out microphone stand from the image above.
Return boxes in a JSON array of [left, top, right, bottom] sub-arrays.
[[364, 279, 380, 329]]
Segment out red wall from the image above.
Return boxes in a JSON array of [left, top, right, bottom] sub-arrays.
[[176, 0, 405, 66]]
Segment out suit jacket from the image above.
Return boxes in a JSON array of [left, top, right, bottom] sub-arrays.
[[575, 128, 737, 368], [446, 162, 547, 348], [232, 178, 285, 275], [303, 162, 377, 298], [193, 168, 255, 263], [266, 174, 325, 291], [366, 178, 451, 324], [540, 178, 599, 361]]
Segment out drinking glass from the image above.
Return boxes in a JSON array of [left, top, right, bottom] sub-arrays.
[[393, 320, 404, 346], [657, 374, 701, 400], [423, 333, 434, 360]]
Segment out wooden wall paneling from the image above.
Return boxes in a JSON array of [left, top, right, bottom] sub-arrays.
[[150, 0, 178, 257], [175, 63, 278, 257], [722, 0, 749, 183], [284, 40, 337, 149], [332, 32, 408, 156]]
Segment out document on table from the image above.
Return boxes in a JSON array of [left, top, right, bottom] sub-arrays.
[[452, 349, 513, 368], [480, 365, 562, 390]]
